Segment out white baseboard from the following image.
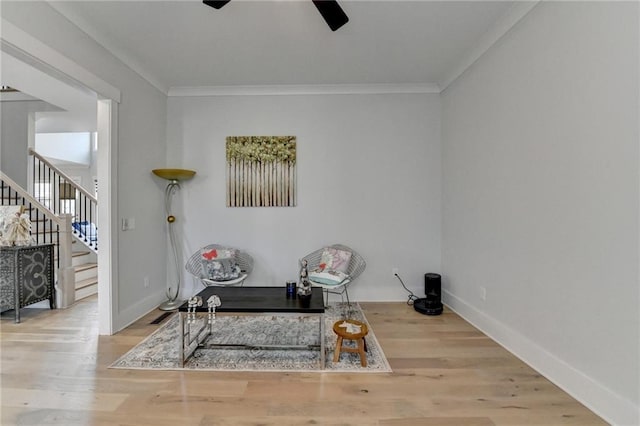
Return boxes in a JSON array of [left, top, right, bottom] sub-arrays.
[[443, 290, 639, 426], [114, 291, 167, 333]]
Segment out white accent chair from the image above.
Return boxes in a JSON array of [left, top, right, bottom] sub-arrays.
[[301, 244, 366, 310]]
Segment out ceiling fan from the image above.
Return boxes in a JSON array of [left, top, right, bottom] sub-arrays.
[[203, 0, 349, 32]]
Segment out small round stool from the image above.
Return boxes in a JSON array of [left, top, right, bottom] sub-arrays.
[[332, 319, 369, 367]]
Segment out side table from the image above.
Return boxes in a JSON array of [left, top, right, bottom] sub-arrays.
[[0, 244, 55, 323], [332, 319, 369, 367]]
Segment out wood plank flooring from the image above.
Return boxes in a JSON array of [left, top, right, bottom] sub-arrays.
[[1, 297, 606, 425]]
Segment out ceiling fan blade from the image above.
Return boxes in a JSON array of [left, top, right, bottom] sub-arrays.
[[203, 0, 231, 10], [312, 0, 349, 31]]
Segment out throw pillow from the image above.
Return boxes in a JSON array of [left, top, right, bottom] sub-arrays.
[[205, 258, 241, 281], [200, 247, 241, 281], [201, 247, 237, 260], [319, 247, 352, 273]]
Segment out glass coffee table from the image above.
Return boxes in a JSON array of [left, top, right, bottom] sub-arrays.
[[178, 286, 326, 369]]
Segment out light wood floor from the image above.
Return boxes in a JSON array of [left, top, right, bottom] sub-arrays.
[[1, 297, 606, 426]]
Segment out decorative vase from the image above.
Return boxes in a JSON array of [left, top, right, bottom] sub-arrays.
[[298, 292, 312, 308]]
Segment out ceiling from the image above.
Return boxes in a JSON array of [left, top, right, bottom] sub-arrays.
[[48, 0, 528, 94]]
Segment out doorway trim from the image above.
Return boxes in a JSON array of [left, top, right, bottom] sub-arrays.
[[1, 18, 121, 335], [96, 99, 117, 335]]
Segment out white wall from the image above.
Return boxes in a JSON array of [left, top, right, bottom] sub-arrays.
[[441, 2, 639, 425], [1, 1, 169, 331], [36, 132, 91, 166], [36, 111, 97, 135], [0, 98, 60, 186], [167, 93, 441, 302], [34, 132, 97, 197]]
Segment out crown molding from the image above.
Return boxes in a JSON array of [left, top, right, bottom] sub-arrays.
[[168, 83, 441, 97], [438, 1, 540, 92], [47, 2, 168, 96]]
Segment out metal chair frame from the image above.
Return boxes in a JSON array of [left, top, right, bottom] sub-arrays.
[[301, 244, 366, 316]]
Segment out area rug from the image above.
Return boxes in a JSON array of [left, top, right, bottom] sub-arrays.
[[110, 303, 391, 373]]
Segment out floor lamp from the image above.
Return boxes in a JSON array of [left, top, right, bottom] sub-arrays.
[[152, 168, 196, 311]]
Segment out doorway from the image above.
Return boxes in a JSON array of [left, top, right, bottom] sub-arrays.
[[1, 33, 120, 334]]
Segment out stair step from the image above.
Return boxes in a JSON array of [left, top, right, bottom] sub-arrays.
[[75, 280, 98, 301], [72, 232, 99, 253], [54, 251, 95, 267], [76, 277, 98, 290], [75, 262, 97, 281], [75, 262, 97, 273], [55, 251, 90, 260], [74, 251, 96, 267]]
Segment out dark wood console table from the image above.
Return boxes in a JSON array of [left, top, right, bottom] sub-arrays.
[[0, 244, 55, 323]]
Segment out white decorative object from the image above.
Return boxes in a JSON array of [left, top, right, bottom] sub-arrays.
[[298, 259, 312, 296], [0, 206, 21, 246], [207, 295, 221, 324], [187, 295, 203, 324], [0, 207, 32, 247], [338, 320, 362, 334]]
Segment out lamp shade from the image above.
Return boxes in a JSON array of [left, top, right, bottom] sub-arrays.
[[152, 168, 196, 181]]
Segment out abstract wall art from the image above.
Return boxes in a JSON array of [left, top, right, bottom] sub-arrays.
[[226, 136, 297, 207]]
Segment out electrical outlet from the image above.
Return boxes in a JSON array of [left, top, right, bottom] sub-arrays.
[[144, 276, 150, 288], [480, 286, 487, 301], [392, 267, 399, 276]]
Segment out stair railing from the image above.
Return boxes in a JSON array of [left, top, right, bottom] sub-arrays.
[[0, 171, 75, 308], [28, 148, 98, 252]]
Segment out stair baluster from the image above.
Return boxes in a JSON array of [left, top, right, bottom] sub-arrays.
[[28, 148, 98, 253]]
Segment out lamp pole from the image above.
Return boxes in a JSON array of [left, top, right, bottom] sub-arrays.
[[152, 169, 196, 311]]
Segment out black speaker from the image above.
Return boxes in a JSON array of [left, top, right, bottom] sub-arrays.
[[414, 273, 443, 315]]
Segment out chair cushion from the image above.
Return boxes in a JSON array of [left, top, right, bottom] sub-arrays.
[[319, 247, 352, 273], [200, 247, 241, 281], [309, 269, 350, 286]]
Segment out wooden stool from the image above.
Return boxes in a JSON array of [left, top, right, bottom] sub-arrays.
[[332, 319, 369, 367]]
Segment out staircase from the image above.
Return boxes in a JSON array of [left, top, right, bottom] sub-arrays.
[[28, 148, 99, 300], [29, 149, 98, 252], [72, 250, 98, 300], [29, 213, 98, 301]]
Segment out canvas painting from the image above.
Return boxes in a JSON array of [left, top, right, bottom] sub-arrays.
[[226, 136, 297, 207]]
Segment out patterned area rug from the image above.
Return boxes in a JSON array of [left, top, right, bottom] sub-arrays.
[[110, 303, 391, 373]]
